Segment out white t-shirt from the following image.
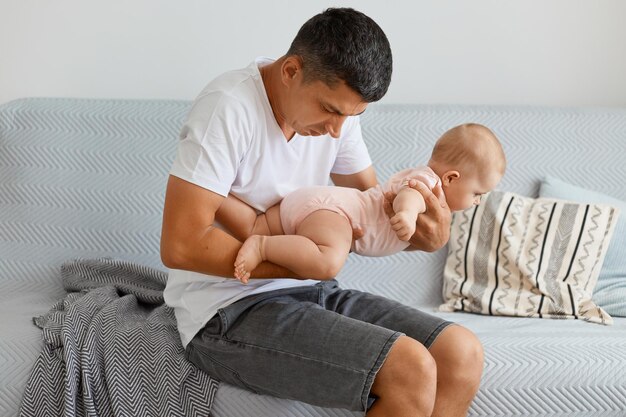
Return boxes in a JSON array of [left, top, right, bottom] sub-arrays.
[[164, 57, 373, 347]]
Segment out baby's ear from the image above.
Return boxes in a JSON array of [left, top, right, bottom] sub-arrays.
[[441, 170, 460, 186]]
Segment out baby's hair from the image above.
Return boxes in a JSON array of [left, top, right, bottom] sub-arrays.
[[430, 123, 506, 176]]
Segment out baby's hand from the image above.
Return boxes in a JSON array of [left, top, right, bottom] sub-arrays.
[[390, 211, 417, 241]]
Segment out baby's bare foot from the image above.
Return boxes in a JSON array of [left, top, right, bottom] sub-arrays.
[[234, 235, 265, 283]]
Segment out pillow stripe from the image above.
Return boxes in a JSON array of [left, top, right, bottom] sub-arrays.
[[496, 197, 519, 315], [567, 284, 577, 318], [586, 207, 617, 294], [537, 203, 557, 318], [460, 206, 479, 312], [543, 203, 578, 317], [563, 204, 589, 283], [471, 191, 504, 313], [489, 196, 515, 316], [574, 207, 600, 289], [525, 202, 550, 317], [511, 198, 534, 313]]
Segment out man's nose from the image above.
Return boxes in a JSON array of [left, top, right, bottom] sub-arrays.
[[326, 115, 347, 139]]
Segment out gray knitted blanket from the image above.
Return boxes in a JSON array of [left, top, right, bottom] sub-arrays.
[[20, 258, 218, 417]]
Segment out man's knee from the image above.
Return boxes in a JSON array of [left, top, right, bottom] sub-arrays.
[[372, 336, 437, 409], [430, 325, 484, 387], [393, 335, 438, 380]]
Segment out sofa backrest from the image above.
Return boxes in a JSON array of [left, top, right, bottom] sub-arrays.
[[0, 98, 186, 291], [1, 98, 625, 309]]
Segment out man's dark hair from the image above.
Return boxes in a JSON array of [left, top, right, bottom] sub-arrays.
[[286, 8, 392, 103]]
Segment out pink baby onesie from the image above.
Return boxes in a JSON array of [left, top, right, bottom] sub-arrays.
[[279, 166, 441, 257]]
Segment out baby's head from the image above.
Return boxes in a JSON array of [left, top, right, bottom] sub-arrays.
[[428, 123, 506, 211]]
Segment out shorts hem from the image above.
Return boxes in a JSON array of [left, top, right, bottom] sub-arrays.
[[424, 320, 454, 348], [359, 330, 404, 411]]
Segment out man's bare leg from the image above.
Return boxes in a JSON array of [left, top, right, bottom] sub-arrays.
[[367, 336, 437, 417], [428, 325, 484, 417], [366, 326, 482, 417]]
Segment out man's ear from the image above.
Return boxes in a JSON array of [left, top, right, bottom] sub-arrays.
[[441, 170, 460, 186], [281, 56, 302, 87]]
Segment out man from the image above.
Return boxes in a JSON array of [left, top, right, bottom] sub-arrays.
[[161, 8, 483, 417]]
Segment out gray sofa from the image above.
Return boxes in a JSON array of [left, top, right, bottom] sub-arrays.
[[1, 98, 625, 417]]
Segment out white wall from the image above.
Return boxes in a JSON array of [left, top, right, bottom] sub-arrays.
[[1, 0, 625, 107]]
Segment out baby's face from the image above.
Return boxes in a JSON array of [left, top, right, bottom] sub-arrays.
[[443, 170, 501, 211]]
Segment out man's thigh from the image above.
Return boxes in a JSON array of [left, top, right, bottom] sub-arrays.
[[321, 280, 453, 349], [186, 283, 400, 411]]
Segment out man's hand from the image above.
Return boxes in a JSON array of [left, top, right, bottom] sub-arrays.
[[384, 180, 451, 252]]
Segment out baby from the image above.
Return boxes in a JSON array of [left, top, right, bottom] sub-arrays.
[[216, 123, 506, 283]]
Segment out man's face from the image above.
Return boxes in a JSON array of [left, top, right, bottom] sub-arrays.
[[283, 76, 368, 139]]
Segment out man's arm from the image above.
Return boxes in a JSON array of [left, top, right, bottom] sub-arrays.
[[160, 175, 298, 279], [330, 165, 378, 191]]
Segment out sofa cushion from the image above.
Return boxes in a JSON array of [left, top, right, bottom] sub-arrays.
[[440, 190, 619, 323], [539, 176, 626, 317]]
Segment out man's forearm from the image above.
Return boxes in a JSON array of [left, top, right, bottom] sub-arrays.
[[167, 225, 300, 279], [250, 261, 301, 279]]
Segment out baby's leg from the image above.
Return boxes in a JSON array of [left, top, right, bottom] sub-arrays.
[[216, 194, 261, 241], [217, 195, 281, 240], [250, 213, 271, 236], [247, 204, 283, 237], [264, 204, 284, 235], [234, 209, 352, 282]]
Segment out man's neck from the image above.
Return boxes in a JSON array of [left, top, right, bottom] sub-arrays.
[[260, 59, 296, 141]]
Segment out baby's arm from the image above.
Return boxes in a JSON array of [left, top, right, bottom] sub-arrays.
[[390, 187, 426, 241], [216, 194, 272, 242]]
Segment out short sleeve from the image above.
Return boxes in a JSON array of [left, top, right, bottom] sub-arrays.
[[331, 116, 372, 175], [169, 93, 250, 197]]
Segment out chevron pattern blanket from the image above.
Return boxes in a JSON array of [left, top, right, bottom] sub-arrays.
[[19, 258, 218, 417]]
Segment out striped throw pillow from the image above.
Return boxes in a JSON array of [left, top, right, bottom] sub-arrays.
[[440, 191, 620, 324]]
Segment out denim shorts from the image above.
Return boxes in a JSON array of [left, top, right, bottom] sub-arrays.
[[185, 280, 453, 411]]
